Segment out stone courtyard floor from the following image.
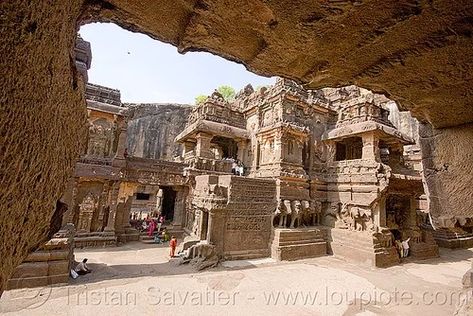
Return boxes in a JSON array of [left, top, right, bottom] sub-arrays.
[[1, 242, 472, 316]]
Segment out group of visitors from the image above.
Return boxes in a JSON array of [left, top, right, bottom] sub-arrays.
[[142, 214, 178, 257], [228, 158, 245, 176], [143, 215, 165, 236], [395, 237, 411, 258]]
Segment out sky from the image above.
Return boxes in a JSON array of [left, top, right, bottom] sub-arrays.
[[79, 23, 275, 104]]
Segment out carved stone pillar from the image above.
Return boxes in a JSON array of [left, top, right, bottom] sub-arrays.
[[114, 182, 138, 234], [91, 182, 109, 232], [237, 140, 248, 165], [362, 133, 380, 161], [274, 133, 283, 163], [206, 211, 214, 243], [104, 182, 120, 235], [195, 132, 213, 159], [172, 186, 187, 228], [112, 116, 128, 167], [156, 188, 163, 215]]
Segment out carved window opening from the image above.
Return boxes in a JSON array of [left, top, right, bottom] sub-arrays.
[[379, 141, 403, 167], [210, 136, 238, 159], [288, 140, 294, 155], [136, 193, 150, 200], [335, 137, 362, 161]]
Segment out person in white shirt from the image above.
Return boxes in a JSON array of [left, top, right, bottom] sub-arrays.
[[401, 238, 411, 257], [75, 258, 91, 275]]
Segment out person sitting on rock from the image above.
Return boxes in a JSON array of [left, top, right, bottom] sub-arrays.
[[75, 258, 91, 275]]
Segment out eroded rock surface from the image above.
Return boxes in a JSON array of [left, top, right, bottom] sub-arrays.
[[81, 0, 473, 128], [126, 103, 192, 160], [0, 0, 87, 294]]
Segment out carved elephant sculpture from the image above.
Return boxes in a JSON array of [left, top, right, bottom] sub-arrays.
[[289, 200, 302, 228]]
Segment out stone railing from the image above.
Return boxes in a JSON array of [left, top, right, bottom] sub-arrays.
[[85, 83, 122, 107], [78, 156, 113, 166], [185, 156, 233, 174]]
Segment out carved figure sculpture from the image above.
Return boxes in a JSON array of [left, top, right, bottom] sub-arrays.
[[289, 200, 302, 228], [301, 200, 311, 227], [77, 193, 98, 232], [310, 200, 322, 226], [283, 200, 292, 228], [274, 199, 288, 227]]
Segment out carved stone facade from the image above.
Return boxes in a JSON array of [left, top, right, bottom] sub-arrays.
[[62, 39, 445, 268], [173, 78, 442, 266]]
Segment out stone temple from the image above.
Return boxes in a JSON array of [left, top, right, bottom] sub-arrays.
[[12, 34, 469, 289], [1, 1, 473, 313]]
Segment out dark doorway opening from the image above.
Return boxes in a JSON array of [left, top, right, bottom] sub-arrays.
[[211, 136, 238, 159], [161, 186, 176, 222], [335, 137, 363, 161], [200, 211, 209, 240]]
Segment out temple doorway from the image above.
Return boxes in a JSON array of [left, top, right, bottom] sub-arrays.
[[386, 194, 410, 235], [161, 186, 176, 223]]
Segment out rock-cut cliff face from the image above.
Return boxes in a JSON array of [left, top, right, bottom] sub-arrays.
[[126, 103, 192, 161]]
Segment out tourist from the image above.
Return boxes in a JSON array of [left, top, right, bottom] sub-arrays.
[[231, 160, 237, 175], [75, 258, 91, 275], [402, 237, 411, 257], [141, 220, 148, 232], [156, 213, 163, 232], [161, 228, 170, 242], [169, 236, 177, 257], [238, 163, 244, 176], [147, 218, 156, 237]]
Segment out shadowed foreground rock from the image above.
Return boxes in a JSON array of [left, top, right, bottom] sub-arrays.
[[1, 0, 472, 295]]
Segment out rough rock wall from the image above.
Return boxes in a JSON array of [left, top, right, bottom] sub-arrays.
[[420, 123, 473, 227], [0, 0, 87, 294], [386, 101, 420, 155], [126, 104, 191, 160]]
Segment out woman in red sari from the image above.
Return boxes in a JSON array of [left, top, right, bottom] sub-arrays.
[[147, 218, 156, 237]]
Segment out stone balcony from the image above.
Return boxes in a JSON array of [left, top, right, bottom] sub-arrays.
[[185, 156, 233, 174]]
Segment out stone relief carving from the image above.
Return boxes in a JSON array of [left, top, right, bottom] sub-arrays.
[[332, 203, 374, 232], [77, 193, 98, 231]]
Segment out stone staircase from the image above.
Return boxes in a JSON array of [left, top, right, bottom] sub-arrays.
[[74, 232, 117, 248], [139, 232, 155, 244], [271, 227, 327, 261], [139, 225, 186, 244]]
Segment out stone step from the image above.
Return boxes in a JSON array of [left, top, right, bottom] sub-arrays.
[[224, 249, 270, 261], [272, 242, 327, 261], [274, 239, 326, 246]]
